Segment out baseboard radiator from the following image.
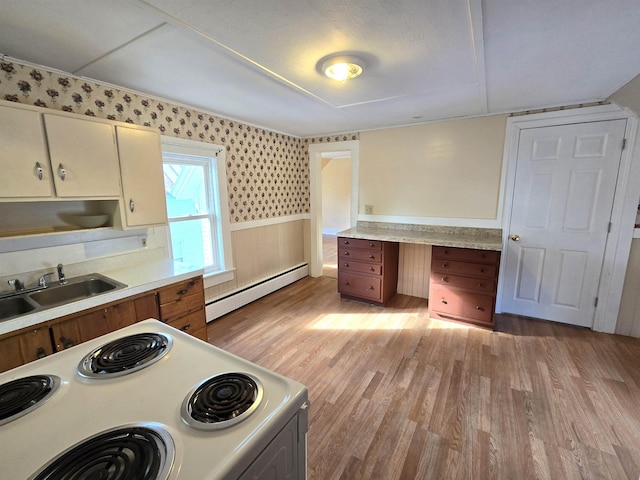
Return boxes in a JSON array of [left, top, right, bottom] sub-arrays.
[[205, 264, 309, 322]]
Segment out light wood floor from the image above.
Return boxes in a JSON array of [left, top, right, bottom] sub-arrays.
[[323, 234, 338, 278], [206, 276, 640, 480]]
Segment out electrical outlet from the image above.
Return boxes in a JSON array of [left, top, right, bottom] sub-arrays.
[[364, 205, 373, 215]]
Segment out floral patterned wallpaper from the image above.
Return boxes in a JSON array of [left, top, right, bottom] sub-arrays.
[[0, 60, 359, 223]]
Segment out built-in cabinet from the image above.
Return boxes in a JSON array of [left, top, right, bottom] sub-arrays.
[[429, 246, 500, 328], [0, 100, 167, 236], [0, 276, 207, 372], [337, 236, 399, 305], [114, 125, 168, 228]]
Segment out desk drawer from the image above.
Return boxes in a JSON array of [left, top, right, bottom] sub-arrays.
[[432, 246, 499, 264], [338, 237, 382, 251], [431, 259, 497, 278], [430, 272, 496, 293], [430, 285, 494, 324], [339, 249, 383, 263], [340, 260, 382, 275], [338, 272, 382, 302]]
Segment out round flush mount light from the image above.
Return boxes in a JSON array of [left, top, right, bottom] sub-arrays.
[[322, 55, 365, 82]]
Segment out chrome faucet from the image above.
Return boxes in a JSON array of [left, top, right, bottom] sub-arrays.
[[39, 272, 55, 288], [57, 263, 66, 285], [7, 279, 24, 291]]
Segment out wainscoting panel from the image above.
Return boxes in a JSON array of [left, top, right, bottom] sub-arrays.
[[397, 243, 431, 299]]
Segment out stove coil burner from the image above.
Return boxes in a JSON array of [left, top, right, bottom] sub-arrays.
[[181, 373, 264, 430], [78, 332, 172, 378], [0, 374, 61, 426], [28, 423, 174, 480]]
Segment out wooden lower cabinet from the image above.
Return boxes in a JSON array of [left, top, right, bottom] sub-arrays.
[[429, 246, 500, 328], [0, 276, 206, 371], [0, 327, 53, 372], [51, 300, 138, 352], [337, 236, 399, 305], [158, 276, 207, 341]]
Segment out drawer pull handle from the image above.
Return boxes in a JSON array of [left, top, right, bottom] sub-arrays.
[[188, 281, 195, 286], [344, 281, 350, 286], [370, 267, 375, 271], [476, 306, 484, 311], [180, 324, 191, 331], [344, 252, 350, 256], [36, 347, 47, 359], [344, 240, 350, 245], [344, 263, 349, 267], [479, 268, 485, 273], [368, 286, 374, 290], [442, 263, 448, 268], [444, 250, 449, 255], [369, 243, 374, 247], [440, 298, 447, 304], [478, 283, 484, 288], [178, 289, 188, 295], [369, 254, 375, 259], [60, 336, 75, 349], [441, 277, 448, 282]]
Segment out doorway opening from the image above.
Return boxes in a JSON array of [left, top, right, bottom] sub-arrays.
[[309, 140, 360, 278]]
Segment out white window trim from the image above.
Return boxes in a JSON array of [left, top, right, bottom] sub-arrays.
[[161, 136, 234, 288]]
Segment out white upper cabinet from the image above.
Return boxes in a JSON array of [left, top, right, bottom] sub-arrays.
[[0, 105, 53, 198], [115, 125, 168, 228], [43, 114, 121, 198]]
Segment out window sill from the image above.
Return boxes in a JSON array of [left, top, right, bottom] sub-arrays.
[[203, 268, 235, 288]]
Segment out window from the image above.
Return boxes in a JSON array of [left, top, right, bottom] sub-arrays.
[[161, 137, 233, 284]]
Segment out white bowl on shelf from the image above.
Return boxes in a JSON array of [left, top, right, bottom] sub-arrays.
[[71, 214, 110, 228]]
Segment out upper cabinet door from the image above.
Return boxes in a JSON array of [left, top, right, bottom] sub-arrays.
[[116, 126, 168, 228], [0, 105, 53, 198], [44, 114, 121, 198]]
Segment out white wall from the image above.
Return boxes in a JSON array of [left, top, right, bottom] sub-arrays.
[[321, 158, 351, 234], [359, 115, 507, 220]]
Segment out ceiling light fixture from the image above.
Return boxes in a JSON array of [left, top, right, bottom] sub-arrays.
[[322, 55, 365, 82]]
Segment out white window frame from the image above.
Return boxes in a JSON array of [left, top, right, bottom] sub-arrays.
[[161, 136, 234, 287]]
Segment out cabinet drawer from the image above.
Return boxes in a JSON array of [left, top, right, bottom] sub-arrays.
[[432, 246, 499, 264], [430, 285, 494, 324], [339, 248, 383, 263], [164, 308, 206, 335], [338, 237, 382, 251], [430, 272, 496, 294], [340, 259, 382, 275], [159, 294, 204, 322], [338, 272, 382, 302], [431, 259, 497, 278], [158, 276, 203, 304]]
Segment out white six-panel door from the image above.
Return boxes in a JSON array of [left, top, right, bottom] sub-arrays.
[[501, 119, 626, 327]]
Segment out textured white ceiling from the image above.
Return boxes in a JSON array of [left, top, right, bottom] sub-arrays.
[[0, 0, 638, 137]]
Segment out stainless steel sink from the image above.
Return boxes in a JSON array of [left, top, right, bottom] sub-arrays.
[[28, 274, 127, 308], [0, 273, 127, 322], [0, 296, 37, 320]]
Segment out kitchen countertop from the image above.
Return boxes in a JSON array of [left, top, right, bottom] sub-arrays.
[[337, 222, 503, 251], [0, 259, 204, 336]]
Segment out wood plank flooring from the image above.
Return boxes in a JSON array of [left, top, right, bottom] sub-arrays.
[[206, 276, 640, 480]]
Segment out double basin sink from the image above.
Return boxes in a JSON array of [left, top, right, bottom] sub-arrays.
[[0, 273, 127, 322]]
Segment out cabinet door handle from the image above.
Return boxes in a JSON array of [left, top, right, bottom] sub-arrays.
[[129, 198, 135, 213], [36, 347, 47, 359], [440, 298, 448, 304], [180, 324, 191, 332], [60, 336, 75, 349], [58, 163, 66, 181], [35, 162, 43, 180]]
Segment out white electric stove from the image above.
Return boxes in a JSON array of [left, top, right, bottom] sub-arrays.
[[0, 319, 308, 479]]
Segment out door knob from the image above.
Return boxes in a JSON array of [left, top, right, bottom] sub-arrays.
[[510, 234, 520, 241]]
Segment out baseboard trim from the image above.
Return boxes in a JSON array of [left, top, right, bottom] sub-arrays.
[[205, 264, 309, 321]]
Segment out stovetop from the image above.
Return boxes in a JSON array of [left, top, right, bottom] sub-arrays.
[[0, 319, 308, 480]]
